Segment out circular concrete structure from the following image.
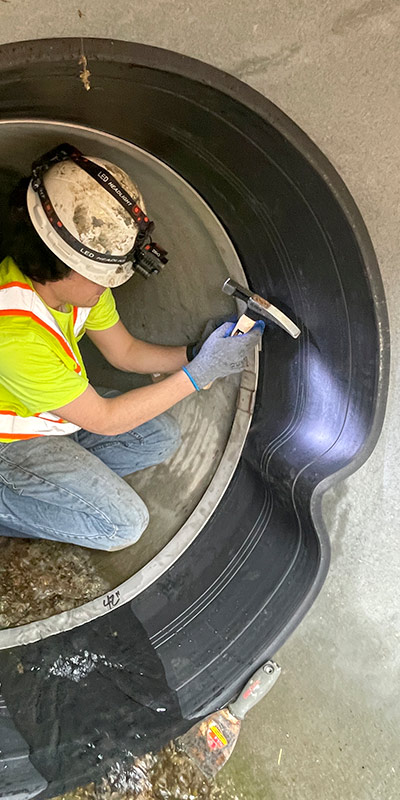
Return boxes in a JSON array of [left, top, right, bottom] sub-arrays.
[[0, 39, 389, 799]]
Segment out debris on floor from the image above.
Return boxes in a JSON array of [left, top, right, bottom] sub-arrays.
[[47, 650, 124, 682], [52, 740, 245, 800], [0, 539, 108, 628]]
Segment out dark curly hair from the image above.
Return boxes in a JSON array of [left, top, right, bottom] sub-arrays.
[[2, 177, 72, 284]]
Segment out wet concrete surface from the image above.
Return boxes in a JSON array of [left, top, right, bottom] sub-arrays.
[[1, 1, 399, 798]]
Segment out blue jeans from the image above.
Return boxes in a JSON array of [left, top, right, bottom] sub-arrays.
[[0, 400, 181, 551]]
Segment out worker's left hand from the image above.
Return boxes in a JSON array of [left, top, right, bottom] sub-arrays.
[[188, 314, 237, 361]]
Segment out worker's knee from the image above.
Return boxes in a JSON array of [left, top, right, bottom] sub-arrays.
[[106, 536, 143, 552], [93, 498, 150, 552]]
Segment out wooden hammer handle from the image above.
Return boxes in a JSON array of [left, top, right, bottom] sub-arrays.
[[230, 314, 258, 336]]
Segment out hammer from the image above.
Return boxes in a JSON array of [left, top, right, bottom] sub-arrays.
[[222, 278, 301, 339], [201, 279, 300, 389], [153, 280, 300, 387]]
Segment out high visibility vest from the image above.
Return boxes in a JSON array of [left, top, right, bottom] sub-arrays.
[[0, 281, 91, 440]]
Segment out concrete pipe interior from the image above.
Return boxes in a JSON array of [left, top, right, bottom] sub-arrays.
[[0, 120, 257, 632]]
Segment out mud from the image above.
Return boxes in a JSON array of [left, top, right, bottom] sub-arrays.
[[78, 53, 91, 92], [53, 741, 245, 800]]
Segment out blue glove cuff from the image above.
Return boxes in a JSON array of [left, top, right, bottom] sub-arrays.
[[182, 366, 201, 392]]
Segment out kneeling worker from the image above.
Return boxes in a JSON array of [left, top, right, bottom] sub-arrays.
[[0, 144, 262, 551]]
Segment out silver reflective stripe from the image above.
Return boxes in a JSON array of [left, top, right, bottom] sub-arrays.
[[73, 305, 91, 337]]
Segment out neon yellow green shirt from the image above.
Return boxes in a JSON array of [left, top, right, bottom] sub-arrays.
[[0, 257, 119, 441]]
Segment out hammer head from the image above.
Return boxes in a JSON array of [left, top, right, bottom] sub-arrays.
[[222, 278, 301, 339]]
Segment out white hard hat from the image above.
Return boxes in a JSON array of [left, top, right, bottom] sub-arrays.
[[27, 156, 147, 287]]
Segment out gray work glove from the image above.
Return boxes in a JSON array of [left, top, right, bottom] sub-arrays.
[[183, 321, 264, 390], [186, 314, 236, 362]]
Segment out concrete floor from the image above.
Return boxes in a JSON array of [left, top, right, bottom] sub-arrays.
[[1, 2, 399, 799]]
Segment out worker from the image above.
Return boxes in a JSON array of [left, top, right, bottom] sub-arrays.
[[0, 144, 263, 551]]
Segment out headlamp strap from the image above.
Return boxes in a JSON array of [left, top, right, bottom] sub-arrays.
[[30, 143, 167, 272], [32, 143, 153, 237]]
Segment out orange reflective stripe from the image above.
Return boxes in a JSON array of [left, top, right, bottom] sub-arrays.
[[0, 309, 81, 373], [0, 433, 42, 440], [0, 281, 33, 291], [34, 413, 65, 423], [0, 411, 65, 424], [73, 306, 78, 325]]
